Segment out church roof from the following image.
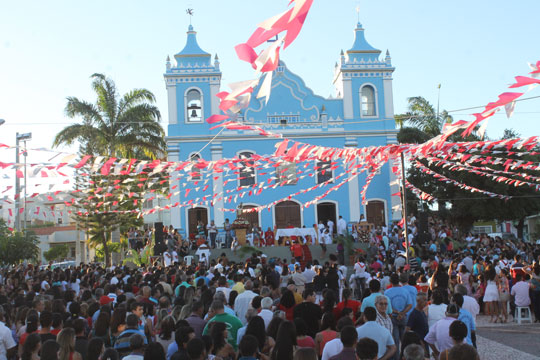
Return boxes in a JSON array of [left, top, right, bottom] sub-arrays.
[[176, 25, 211, 57], [347, 22, 380, 54]]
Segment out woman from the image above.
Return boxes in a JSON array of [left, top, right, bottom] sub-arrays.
[[427, 290, 447, 328], [293, 318, 315, 349], [57, 327, 82, 360], [91, 312, 111, 347], [483, 266, 500, 323], [86, 338, 104, 360], [333, 289, 360, 322], [41, 340, 60, 360], [457, 265, 472, 296], [19, 313, 39, 356], [156, 316, 176, 353], [315, 313, 337, 358], [21, 333, 41, 360], [280, 267, 291, 288], [245, 316, 275, 356], [498, 269, 510, 323], [278, 290, 296, 321], [270, 321, 296, 360], [209, 322, 236, 360], [109, 308, 127, 346], [266, 317, 284, 341]]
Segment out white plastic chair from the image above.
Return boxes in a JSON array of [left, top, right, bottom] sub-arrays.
[[184, 255, 194, 266], [515, 306, 533, 324]]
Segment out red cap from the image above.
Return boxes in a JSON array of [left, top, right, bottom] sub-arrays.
[[99, 295, 114, 306]]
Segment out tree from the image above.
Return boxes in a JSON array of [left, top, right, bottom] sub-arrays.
[[395, 96, 453, 138], [52, 74, 166, 266], [43, 244, 69, 262], [0, 219, 40, 265]]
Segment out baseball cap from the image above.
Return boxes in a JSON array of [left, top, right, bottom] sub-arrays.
[[99, 295, 114, 306]]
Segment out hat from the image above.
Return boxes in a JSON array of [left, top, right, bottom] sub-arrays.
[[446, 303, 460, 316], [99, 295, 114, 306]]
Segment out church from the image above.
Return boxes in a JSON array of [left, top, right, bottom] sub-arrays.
[[164, 22, 400, 237]]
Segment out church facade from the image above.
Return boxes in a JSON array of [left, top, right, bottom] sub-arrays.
[[164, 22, 400, 236]]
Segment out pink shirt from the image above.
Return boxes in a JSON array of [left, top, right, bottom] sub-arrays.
[[511, 281, 531, 307]]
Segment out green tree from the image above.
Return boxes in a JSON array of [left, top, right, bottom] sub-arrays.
[[0, 219, 40, 265], [395, 96, 453, 138], [52, 74, 166, 266], [43, 244, 69, 262]]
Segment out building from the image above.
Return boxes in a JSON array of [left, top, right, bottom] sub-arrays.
[[164, 22, 400, 237]]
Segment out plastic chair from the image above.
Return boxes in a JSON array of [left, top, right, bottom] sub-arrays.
[[184, 255, 194, 266], [515, 306, 533, 324]]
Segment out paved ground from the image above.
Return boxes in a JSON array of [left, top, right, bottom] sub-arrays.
[[476, 315, 540, 359]]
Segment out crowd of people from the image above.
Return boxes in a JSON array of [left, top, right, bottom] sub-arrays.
[[0, 214, 539, 360]]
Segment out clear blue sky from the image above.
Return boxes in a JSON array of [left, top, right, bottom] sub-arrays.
[[1, 0, 540, 156]]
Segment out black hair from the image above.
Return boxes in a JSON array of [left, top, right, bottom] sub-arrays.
[[340, 325, 358, 347], [240, 334, 258, 357], [363, 307, 376, 322], [356, 337, 378, 360]]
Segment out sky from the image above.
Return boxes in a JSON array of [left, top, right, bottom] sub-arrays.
[[1, 0, 540, 188]]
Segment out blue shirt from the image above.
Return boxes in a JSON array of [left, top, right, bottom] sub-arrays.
[[385, 286, 413, 313], [402, 285, 418, 317], [356, 321, 395, 359], [360, 293, 392, 315], [458, 308, 475, 345]]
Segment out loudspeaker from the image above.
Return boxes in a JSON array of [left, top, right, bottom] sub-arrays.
[[153, 242, 167, 256], [418, 212, 428, 235], [155, 222, 164, 245]]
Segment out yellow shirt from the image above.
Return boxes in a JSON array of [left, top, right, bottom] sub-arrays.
[[232, 282, 245, 294]]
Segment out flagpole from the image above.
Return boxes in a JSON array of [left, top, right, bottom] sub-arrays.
[[400, 151, 409, 265]]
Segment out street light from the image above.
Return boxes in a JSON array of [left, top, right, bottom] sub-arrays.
[[15, 132, 32, 231]]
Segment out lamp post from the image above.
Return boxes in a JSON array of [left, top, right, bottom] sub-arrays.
[[15, 132, 32, 231]]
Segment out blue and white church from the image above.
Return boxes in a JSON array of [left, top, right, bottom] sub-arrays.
[[164, 22, 400, 236]]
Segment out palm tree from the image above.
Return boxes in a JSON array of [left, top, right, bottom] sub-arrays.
[[395, 96, 452, 138], [53, 74, 165, 266], [53, 73, 165, 158]]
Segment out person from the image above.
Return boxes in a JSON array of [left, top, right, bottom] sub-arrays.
[[424, 303, 460, 358], [167, 326, 194, 360], [328, 325, 357, 360], [361, 280, 392, 315], [224, 219, 233, 248], [355, 307, 396, 360], [86, 339, 104, 360], [447, 343, 479, 360], [244, 316, 274, 355], [101, 348, 119, 360], [294, 348, 318, 360], [156, 316, 176, 353], [294, 318, 315, 349], [41, 340, 60, 360], [375, 295, 393, 334], [355, 337, 378, 360], [39, 311, 56, 343], [235, 280, 258, 325], [451, 294, 474, 346], [238, 334, 258, 360], [57, 327, 83, 360], [437, 320, 468, 360], [337, 216, 347, 237], [483, 266, 500, 323], [293, 289, 323, 338], [207, 220, 218, 248], [0, 305, 16, 360], [497, 269, 510, 323], [385, 274, 413, 355], [20, 333, 40, 360], [402, 344, 424, 360], [209, 321, 236, 360], [202, 300, 243, 350], [271, 321, 297, 360], [123, 334, 146, 360], [259, 297, 274, 329], [73, 319, 89, 360], [333, 289, 360, 323], [427, 289, 447, 328], [405, 293, 429, 346], [511, 273, 531, 309], [185, 338, 206, 360], [114, 314, 147, 357], [185, 301, 207, 339], [315, 313, 337, 359], [278, 290, 296, 321]]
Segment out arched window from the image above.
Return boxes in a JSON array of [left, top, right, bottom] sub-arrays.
[[316, 161, 333, 184], [186, 89, 202, 122], [239, 151, 256, 187], [361, 85, 376, 116], [190, 153, 201, 181], [276, 161, 297, 185]]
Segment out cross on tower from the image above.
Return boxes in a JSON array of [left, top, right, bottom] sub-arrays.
[[186, 8, 194, 25]]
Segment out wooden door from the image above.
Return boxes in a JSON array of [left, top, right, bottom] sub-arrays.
[[238, 205, 260, 229], [317, 202, 337, 234], [188, 207, 208, 237], [275, 201, 301, 229], [366, 201, 385, 227]]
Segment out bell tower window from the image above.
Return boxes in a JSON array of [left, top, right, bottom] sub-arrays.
[[186, 88, 203, 122], [361, 85, 376, 117]]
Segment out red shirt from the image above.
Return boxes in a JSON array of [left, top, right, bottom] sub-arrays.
[[333, 299, 361, 321], [278, 303, 296, 321], [292, 244, 303, 257]]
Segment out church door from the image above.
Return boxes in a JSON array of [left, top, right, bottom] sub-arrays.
[[366, 201, 385, 227], [238, 205, 260, 229], [187, 207, 208, 237], [317, 202, 337, 234], [274, 201, 301, 229]]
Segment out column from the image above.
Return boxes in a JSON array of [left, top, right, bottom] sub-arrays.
[[168, 146, 183, 232], [345, 137, 361, 222], [211, 142, 225, 227]]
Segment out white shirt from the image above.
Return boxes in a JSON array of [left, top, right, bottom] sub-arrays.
[[234, 290, 258, 324], [171, 251, 179, 264], [511, 281, 531, 307], [163, 251, 173, 267], [259, 309, 273, 329], [303, 268, 316, 283], [337, 218, 347, 235], [462, 296, 480, 323], [428, 304, 448, 328], [216, 287, 231, 302], [321, 337, 343, 360], [0, 321, 15, 360]]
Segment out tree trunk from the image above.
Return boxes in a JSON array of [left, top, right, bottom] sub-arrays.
[[516, 218, 525, 241], [103, 231, 111, 267]]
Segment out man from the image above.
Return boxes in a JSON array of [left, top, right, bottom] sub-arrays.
[[406, 292, 429, 341], [292, 264, 307, 293], [452, 294, 475, 345], [207, 220, 218, 248], [259, 297, 274, 329], [402, 344, 425, 360], [328, 325, 357, 360], [293, 288, 323, 338], [327, 219, 335, 237], [455, 285, 479, 322], [130, 301, 146, 332], [337, 215, 347, 236], [356, 307, 396, 360], [424, 303, 460, 358], [185, 301, 207, 339], [234, 280, 257, 325], [511, 273, 531, 307], [203, 300, 243, 350], [402, 274, 418, 316], [385, 273, 413, 353], [355, 338, 378, 360], [163, 249, 173, 267], [375, 295, 393, 334], [224, 218, 233, 247], [448, 344, 479, 360], [361, 280, 393, 315], [0, 305, 16, 360], [114, 314, 147, 357], [232, 274, 245, 294], [167, 326, 195, 360], [123, 334, 145, 360], [238, 335, 259, 360], [235, 309, 259, 346], [159, 275, 174, 296], [74, 319, 89, 360], [322, 317, 355, 360], [186, 338, 206, 360], [216, 277, 232, 302], [38, 310, 56, 343]]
